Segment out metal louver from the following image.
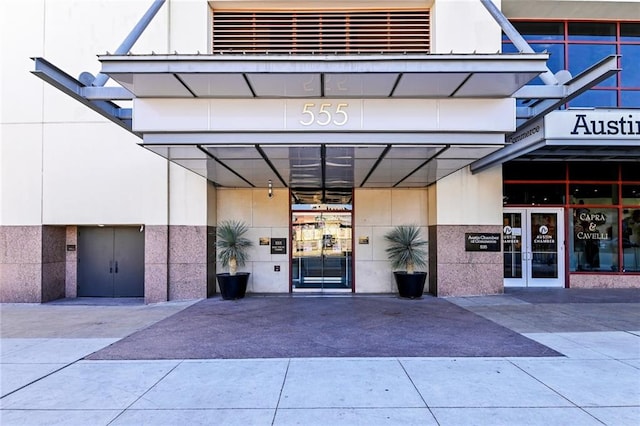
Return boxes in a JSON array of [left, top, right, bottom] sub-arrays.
[[212, 10, 430, 54]]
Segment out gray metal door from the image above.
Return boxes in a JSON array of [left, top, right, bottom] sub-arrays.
[[77, 227, 144, 297]]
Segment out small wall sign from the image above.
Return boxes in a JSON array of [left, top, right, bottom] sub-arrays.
[[66, 245, 76, 252], [259, 237, 270, 246], [271, 238, 287, 254], [358, 236, 369, 244], [465, 233, 501, 252]]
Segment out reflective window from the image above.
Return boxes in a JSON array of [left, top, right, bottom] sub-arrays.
[[505, 20, 640, 108], [531, 43, 565, 85], [569, 89, 617, 108], [621, 46, 640, 87], [569, 44, 617, 87], [622, 209, 640, 272], [621, 91, 640, 107], [570, 207, 618, 271]]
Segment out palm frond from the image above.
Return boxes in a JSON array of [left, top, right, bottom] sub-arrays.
[[384, 225, 428, 273], [216, 220, 253, 269]]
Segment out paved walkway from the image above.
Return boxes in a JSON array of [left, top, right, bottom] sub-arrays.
[[1, 290, 639, 425]]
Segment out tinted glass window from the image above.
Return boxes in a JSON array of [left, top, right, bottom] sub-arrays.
[[503, 162, 565, 180], [622, 185, 640, 206], [621, 23, 640, 40], [570, 184, 619, 205], [503, 183, 566, 205], [512, 22, 564, 40], [621, 163, 640, 180], [568, 22, 616, 41], [569, 162, 618, 180], [570, 207, 618, 272]]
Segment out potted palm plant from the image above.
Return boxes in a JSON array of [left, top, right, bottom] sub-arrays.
[[216, 220, 253, 300], [384, 225, 428, 298]]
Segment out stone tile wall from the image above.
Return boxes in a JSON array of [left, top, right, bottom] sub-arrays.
[[65, 226, 77, 298], [429, 225, 503, 297], [570, 274, 640, 288], [168, 225, 208, 300], [144, 225, 169, 304], [41, 226, 66, 302], [0, 226, 43, 302]]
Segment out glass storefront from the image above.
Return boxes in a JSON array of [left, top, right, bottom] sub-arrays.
[[504, 208, 564, 287], [504, 161, 640, 276]]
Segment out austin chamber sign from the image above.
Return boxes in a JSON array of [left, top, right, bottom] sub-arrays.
[[506, 110, 640, 145], [546, 110, 640, 140]]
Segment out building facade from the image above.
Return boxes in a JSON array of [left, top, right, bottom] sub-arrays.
[[1, 0, 638, 303]]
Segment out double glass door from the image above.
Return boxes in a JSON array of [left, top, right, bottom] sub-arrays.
[[292, 211, 352, 292], [503, 208, 565, 287]]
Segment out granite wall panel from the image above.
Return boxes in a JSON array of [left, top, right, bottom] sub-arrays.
[[41, 225, 66, 302], [570, 274, 640, 289], [0, 226, 43, 302], [429, 224, 503, 297]]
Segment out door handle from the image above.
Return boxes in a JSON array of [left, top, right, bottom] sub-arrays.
[[109, 261, 113, 273], [114, 261, 119, 274]]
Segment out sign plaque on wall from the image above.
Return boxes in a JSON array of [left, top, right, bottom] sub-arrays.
[[465, 233, 501, 252], [271, 238, 287, 255]]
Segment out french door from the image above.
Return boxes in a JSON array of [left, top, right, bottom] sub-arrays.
[[77, 226, 145, 297], [503, 208, 565, 288]]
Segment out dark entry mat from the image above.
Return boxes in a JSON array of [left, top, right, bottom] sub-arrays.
[[86, 296, 561, 360]]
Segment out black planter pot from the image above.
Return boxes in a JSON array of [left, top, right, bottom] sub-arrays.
[[216, 273, 250, 300], [393, 271, 427, 299]]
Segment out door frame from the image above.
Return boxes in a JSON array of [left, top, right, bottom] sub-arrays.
[[77, 226, 145, 297], [290, 209, 354, 293], [503, 207, 565, 288]]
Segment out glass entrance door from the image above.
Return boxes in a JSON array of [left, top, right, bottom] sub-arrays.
[[503, 208, 565, 288], [292, 211, 352, 292]]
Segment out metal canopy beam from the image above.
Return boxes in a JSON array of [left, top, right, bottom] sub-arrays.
[[31, 57, 135, 133], [514, 55, 620, 127]]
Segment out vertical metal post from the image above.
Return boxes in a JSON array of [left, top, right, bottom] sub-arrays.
[[479, 0, 558, 85], [92, 0, 166, 87]]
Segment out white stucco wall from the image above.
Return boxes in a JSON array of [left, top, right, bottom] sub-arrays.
[[429, 166, 503, 226], [1, 0, 212, 227], [431, 0, 502, 54]]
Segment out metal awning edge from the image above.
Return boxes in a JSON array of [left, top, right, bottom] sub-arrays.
[[97, 53, 550, 74], [31, 57, 136, 135]]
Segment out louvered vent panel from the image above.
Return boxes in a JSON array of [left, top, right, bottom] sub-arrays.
[[212, 11, 430, 54]]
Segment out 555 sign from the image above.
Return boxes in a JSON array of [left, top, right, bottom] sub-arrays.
[[300, 103, 349, 126]]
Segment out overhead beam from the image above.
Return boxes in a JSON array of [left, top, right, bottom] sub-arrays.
[[31, 57, 136, 135], [92, 0, 167, 87], [479, 0, 558, 85], [515, 55, 620, 128]]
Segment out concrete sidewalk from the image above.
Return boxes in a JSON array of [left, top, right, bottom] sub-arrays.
[[1, 290, 639, 425]]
